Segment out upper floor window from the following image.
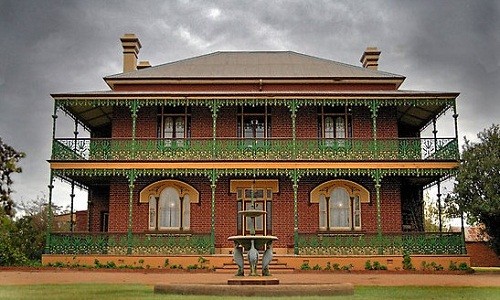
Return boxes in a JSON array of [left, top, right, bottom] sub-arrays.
[[237, 106, 271, 144], [157, 106, 191, 146], [318, 106, 352, 142]]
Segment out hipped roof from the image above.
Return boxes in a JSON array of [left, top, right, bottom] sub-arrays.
[[105, 51, 405, 80]]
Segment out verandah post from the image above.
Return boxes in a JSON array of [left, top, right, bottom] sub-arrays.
[[210, 169, 217, 254], [374, 169, 383, 254], [126, 170, 137, 255], [45, 103, 58, 254], [293, 169, 299, 255]]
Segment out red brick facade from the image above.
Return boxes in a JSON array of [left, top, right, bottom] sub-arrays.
[[86, 100, 410, 251]]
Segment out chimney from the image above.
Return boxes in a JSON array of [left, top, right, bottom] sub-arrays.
[[137, 60, 151, 70], [360, 47, 381, 70], [120, 33, 141, 72]]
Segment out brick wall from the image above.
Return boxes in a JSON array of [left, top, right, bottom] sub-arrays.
[[296, 106, 318, 138], [466, 242, 500, 267], [104, 175, 404, 248], [271, 106, 292, 137], [216, 107, 237, 137], [376, 106, 398, 138], [352, 106, 372, 138], [111, 107, 132, 137], [117, 104, 399, 140], [88, 186, 110, 232]]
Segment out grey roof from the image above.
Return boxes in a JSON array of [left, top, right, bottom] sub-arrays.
[[105, 51, 404, 79]]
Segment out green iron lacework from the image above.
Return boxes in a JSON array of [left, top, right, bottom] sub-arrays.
[[52, 137, 459, 161], [297, 232, 465, 255], [47, 233, 212, 255]]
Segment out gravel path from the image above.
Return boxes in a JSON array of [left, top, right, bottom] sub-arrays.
[[1, 269, 499, 287]]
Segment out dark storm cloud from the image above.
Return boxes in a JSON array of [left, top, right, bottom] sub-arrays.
[[0, 0, 498, 210]]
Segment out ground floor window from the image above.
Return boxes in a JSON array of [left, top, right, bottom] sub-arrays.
[[141, 180, 199, 231], [311, 179, 369, 232], [319, 188, 361, 230], [148, 187, 190, 230]]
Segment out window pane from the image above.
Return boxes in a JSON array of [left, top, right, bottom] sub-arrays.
[[324, 117, 334, 139], [329, 188, 350, 229], [164, 117, 173, 139], [335, 116, 346, 138], [353, 196, 361, 229], [159, 187, 180, 228], [182, 194, 190, 230], [319, 195, 327, 229], [175, 117, 185, 147], [149, 196, 157, 230]]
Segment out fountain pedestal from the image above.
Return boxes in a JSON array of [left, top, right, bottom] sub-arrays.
[[227, 209, 278, 278]]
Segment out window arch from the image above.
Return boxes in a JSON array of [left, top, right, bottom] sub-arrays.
[[311, 180, 368, 231]]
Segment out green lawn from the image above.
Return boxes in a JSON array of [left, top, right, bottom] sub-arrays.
[[0, 284, 499, 300]]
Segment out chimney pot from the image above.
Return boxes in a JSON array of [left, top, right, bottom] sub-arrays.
[[137, 60, 151, 70], [360, 47, 381, 70], [120, 33, 141, 73]]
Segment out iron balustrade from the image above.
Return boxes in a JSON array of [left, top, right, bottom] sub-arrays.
[[46, 232, 212, 255], [296, 232, 465, 255], [52, 137, 459, 161]]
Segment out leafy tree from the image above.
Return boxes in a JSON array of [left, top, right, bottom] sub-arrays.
[[0, 195, 66, 265], [446, 124, 500, 254], [0, 137, 25, 216]]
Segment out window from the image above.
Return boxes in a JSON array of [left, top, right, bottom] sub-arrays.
[[157, 106, 191, 147], [311, 180, 368, 231], [319, 187, 361, 231], [237, 106, 271, 148], [318, 106, 352, 146], [148, 187, 190, 231]]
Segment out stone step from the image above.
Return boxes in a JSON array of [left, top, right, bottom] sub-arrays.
[[214, 258, 295, 273]]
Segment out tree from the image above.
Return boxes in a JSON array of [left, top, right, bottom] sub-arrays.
[[446, 124, 500, 254], [0, 195, 66, 265], [0, 137, 25, 216]]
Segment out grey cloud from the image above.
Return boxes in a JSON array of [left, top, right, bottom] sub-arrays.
[[0, 0, 498, 210]]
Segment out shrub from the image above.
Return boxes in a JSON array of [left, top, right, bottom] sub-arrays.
[[300, 261, 311, 270], [312, 264, 322, 270], [365, 260, 373, 270], [402, 253, 414, 270]]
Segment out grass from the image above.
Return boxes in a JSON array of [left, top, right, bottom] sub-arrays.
[[0, 284, 499, 300]]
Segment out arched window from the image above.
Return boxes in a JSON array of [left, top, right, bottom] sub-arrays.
[[148, 186, 191, 231], [142, 180, 198, 231], [312, 180, 367, 231]]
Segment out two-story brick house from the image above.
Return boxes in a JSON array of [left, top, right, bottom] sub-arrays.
[[44, 34, 468, 269]]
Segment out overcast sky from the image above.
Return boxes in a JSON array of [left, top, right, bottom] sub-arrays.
[[0, 0, 498, 213]]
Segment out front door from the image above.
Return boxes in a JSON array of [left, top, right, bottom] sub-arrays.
[[237, 188, 272, 236]]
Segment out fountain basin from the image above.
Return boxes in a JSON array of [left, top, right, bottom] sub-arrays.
[[228, 235, 277, 249]]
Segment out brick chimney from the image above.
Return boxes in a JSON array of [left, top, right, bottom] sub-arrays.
[[360, 47, 381, 70], [120, 33, 141, 72]]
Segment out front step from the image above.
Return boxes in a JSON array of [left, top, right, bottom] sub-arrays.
[[214, 257, 295, 274]]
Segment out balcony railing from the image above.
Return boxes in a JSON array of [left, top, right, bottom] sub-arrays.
[[297, 232, 466, 255], [46, 232, 212, 255], [52, 137, 459, 161]]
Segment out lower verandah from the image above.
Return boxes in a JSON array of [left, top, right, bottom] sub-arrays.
[[45, 175, 465, 257]]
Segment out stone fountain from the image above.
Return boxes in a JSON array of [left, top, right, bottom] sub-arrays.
[[227, 194, 278, 281]]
